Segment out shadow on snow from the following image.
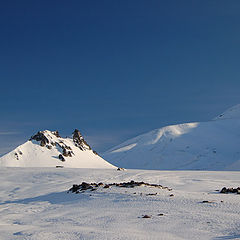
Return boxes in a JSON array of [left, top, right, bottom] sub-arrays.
[[1, 191, 91, 205]]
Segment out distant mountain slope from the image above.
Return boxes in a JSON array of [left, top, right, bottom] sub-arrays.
[[103, 105, 240, 170], [0, 129, 115, 169], [214, 104, 240, 120]]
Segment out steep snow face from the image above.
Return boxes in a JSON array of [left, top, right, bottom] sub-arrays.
[[103, 105, 240, 170], [214, 104, 240, 120], [0, 129, 115, 169]]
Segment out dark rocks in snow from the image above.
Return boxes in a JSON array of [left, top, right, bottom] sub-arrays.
[[220, 187, 240, 194], [14, 152, 19, 160], [62, 148, 72, 157], [117, 167, 125, 171], [142, 215, 151, 218], [64, 145, 72, 150], [30, 131, 49, 147], [68, 180, 172, 194], [220, 187, 227, 193], [72, 129, 91, 151], [52, 130, 60, 138], [92, 150, 98, 155], [68, 182, 96, 193], [56, 165, 64, 168], [201, 200, 214, 203], [29, 130, 96, 160], [58, 154, 65, 162]]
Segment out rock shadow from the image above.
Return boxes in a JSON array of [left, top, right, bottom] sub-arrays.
[[213, 234, 240, 240], [1, 191, 90, 205]]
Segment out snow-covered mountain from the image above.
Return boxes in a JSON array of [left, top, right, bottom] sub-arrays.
[[103, 105, 240, 170], [0, 129, 115, 168]]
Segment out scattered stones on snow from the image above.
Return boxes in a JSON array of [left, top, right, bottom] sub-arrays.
[[201, 200, 215, 203], [14, 152, 19, 160], [220, 187, 240, 194], [141, 213, 165, 219], [117, 167, 125, 171], [68, 180, 172, 194]]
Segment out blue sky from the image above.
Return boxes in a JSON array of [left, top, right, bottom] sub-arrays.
[[1, 1, 240, 154]]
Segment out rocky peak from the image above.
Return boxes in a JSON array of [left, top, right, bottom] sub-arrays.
[[30, 131, 50, 147], [72, 129, 91, 151], [52, 130, 61, 138]]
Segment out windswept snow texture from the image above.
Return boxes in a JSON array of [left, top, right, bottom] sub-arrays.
[[0, 130, 115, 169], [1, 168, 240, 240], [104, 105, 240, 170]]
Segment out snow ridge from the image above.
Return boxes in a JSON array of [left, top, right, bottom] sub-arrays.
[[103, 104, 240, 170]]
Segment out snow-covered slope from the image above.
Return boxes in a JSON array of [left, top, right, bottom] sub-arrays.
[[0, 129, 115, 169], [103, 105, 240, 170], [215, 104, 240, 120]]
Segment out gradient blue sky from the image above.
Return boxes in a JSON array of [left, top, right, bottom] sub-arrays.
[[1, 0, 240, 155]]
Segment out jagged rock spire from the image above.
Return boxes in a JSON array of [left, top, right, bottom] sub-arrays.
[[72, 129, 91, 151], [30, 131, 49, 147]]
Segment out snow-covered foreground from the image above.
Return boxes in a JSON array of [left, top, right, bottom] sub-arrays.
[[1, 168, 240, 240]]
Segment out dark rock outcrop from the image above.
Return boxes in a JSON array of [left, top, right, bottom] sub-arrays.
[[62, 148, 72, 157], [30, 131, 49, 147], [52, 131, 60, 138], [117, 167, 125, 171], [220, 187, 240, 194], [72, 129, 91, 151], [58, 154, 65, 162], [68, 180, 172, 193]]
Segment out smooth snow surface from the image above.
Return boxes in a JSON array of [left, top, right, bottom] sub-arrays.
[[214, 104, 240, 120], [104, 105, 240, 170], [0, 168, 240, 240], [0, 130, 115, 169]]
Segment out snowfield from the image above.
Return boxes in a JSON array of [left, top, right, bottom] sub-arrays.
[[1, 167, 240, 240]]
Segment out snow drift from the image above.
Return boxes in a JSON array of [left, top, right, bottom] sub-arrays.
[[103, 105, 240, 170], [0, 129, 115, 168]]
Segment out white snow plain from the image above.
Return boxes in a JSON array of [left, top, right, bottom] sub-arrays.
[[0, 167, 240, 240]]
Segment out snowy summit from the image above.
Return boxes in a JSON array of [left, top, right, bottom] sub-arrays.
[[103, 104, 240, 171], [0, 129, 115, 169]]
